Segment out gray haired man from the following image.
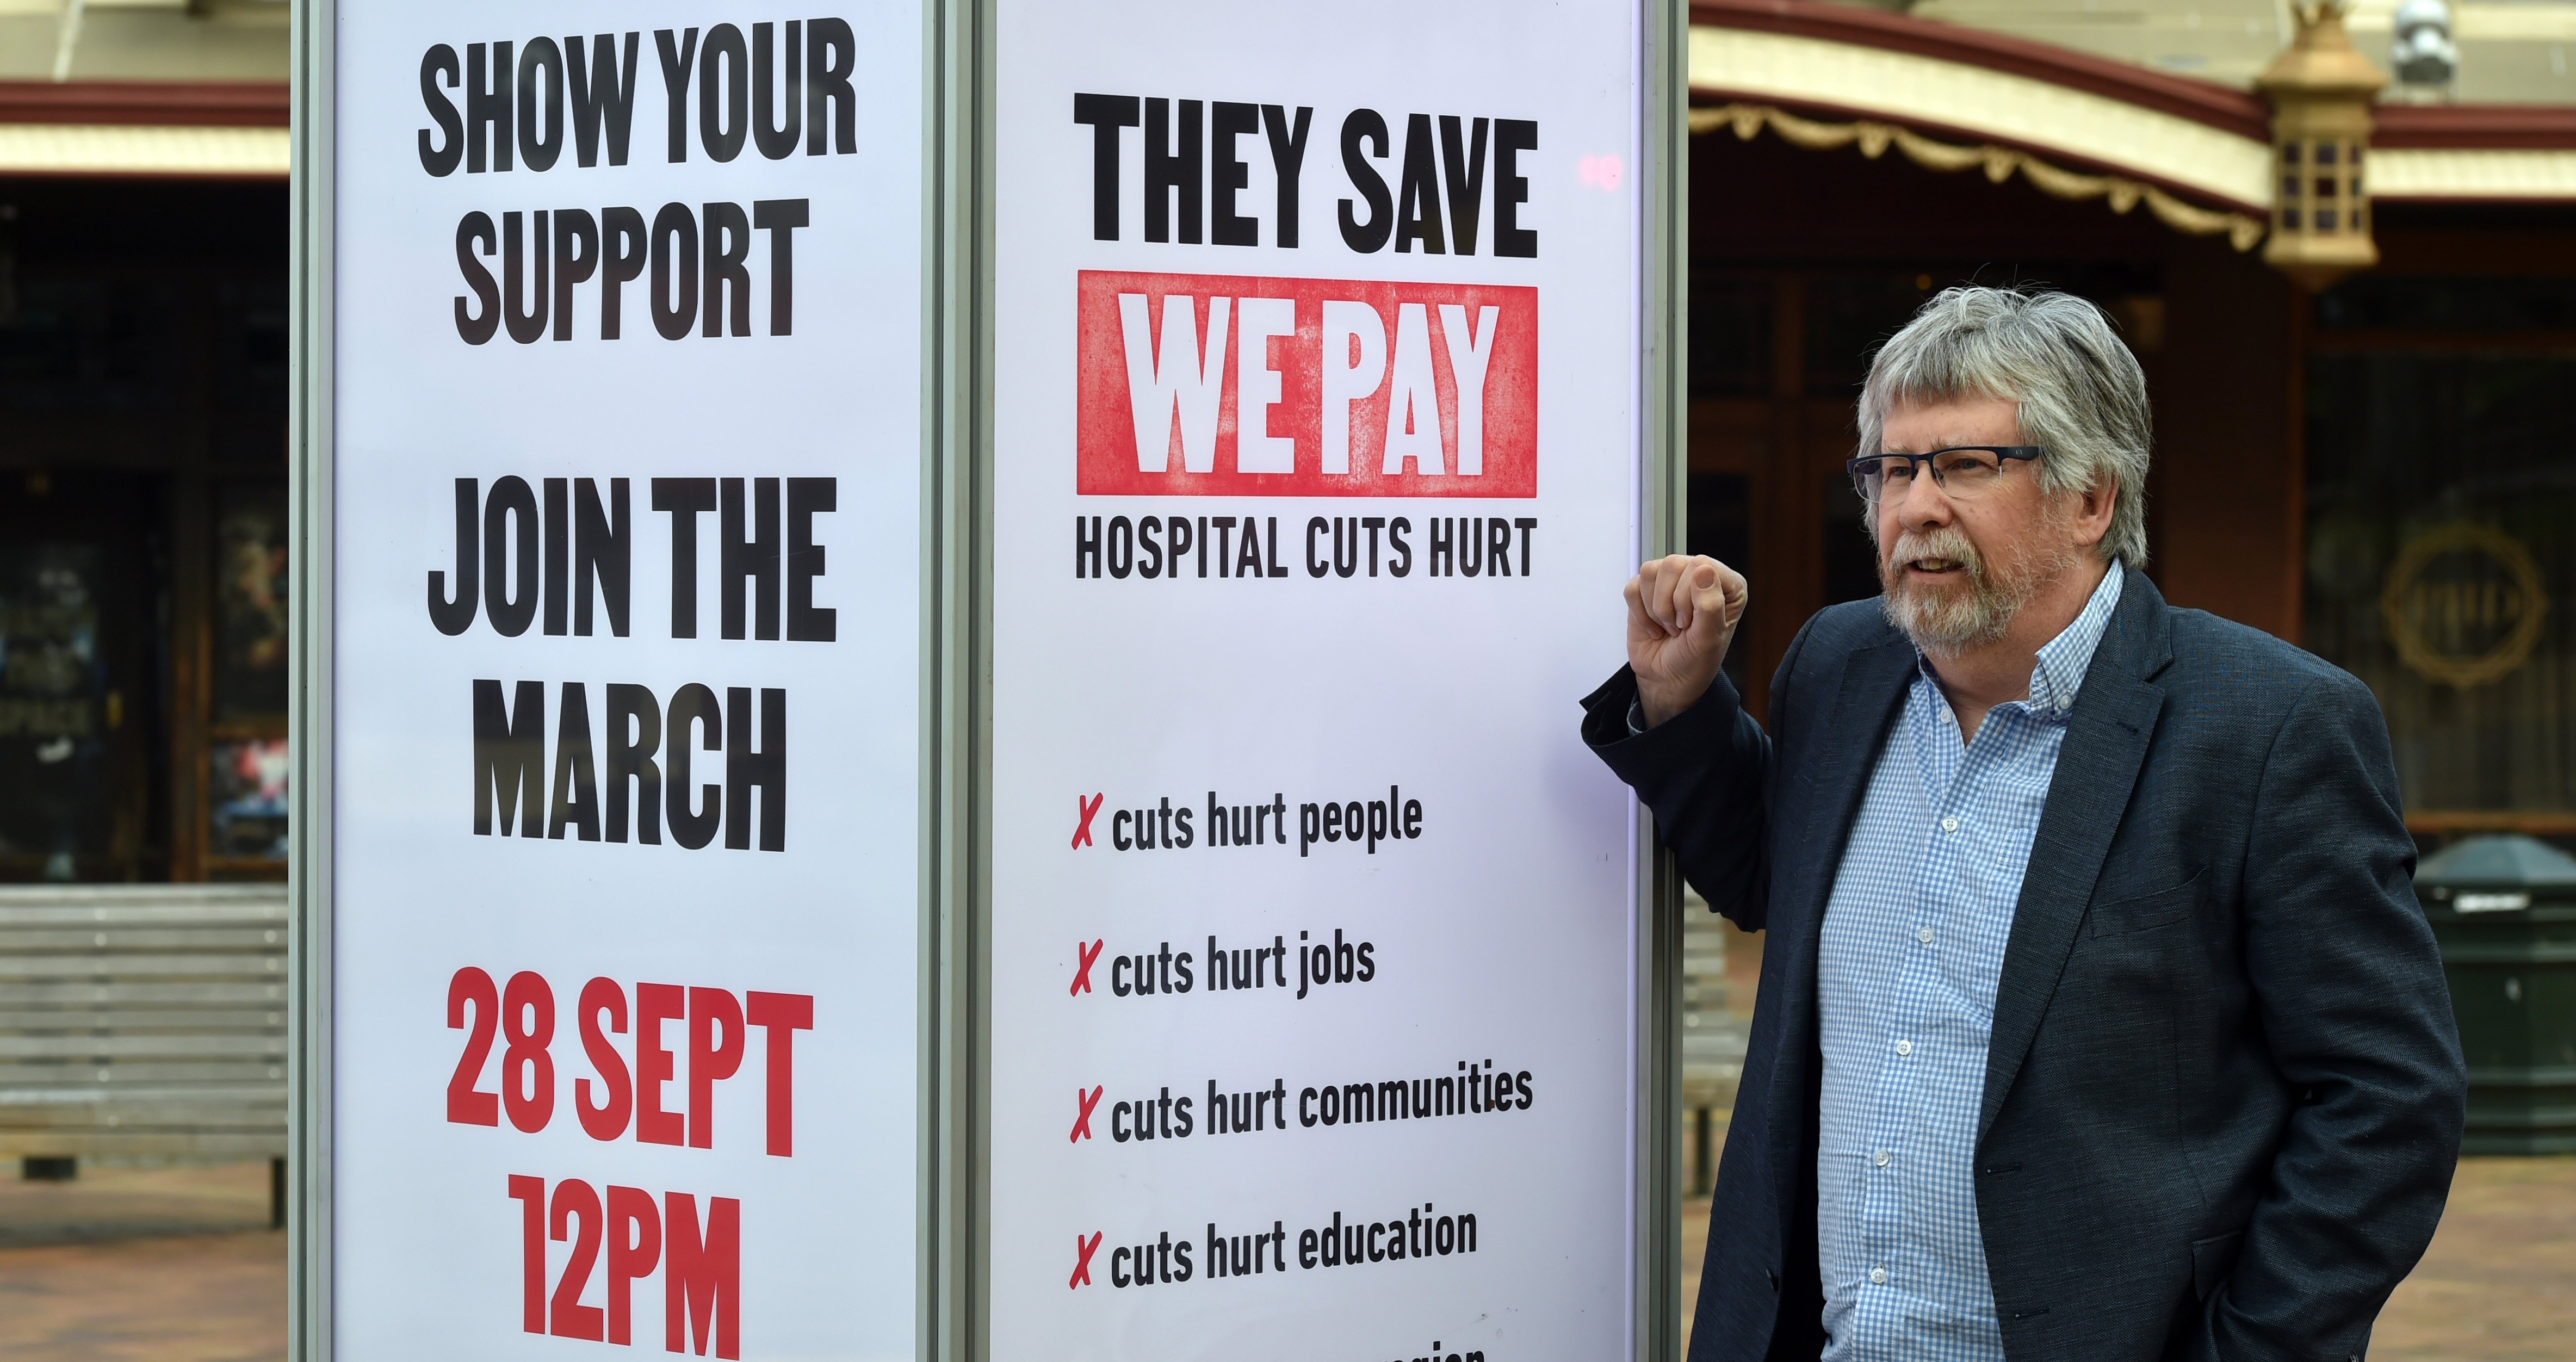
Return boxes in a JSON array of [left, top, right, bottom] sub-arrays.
[[1583, 287, 2464, 1360]]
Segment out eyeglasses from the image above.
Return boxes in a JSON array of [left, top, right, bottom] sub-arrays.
[[1847, 445, 2044, 503]]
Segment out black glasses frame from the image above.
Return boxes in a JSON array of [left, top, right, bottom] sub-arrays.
[[1846, 445, 2045, 502]]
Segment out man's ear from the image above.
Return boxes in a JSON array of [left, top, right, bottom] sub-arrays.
[[2070, 478, 2117, 550]]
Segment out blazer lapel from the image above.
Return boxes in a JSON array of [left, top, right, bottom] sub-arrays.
[[1766, 633, 1915, 1165], [1977, 569, 2174, 1140]]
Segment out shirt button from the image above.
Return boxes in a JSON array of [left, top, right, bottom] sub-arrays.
[[1869, 1267, 1889, 1285], [1874, 1150, 1891, 1167], [1940, 816, 1960, 833], [1895, 1039, 1914, 1057], [1917, 927, 1936, 946]]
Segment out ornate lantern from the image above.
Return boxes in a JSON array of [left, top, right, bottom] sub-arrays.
[[2258, 3, 2388, 290]]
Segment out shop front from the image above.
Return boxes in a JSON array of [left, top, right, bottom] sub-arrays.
[[1685, 0, 2576, 848], [0, 85, 289, 882]]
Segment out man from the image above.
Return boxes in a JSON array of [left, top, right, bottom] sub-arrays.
[[1584, 287, 2463, 1360]]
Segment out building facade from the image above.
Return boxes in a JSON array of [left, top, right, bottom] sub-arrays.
[[0, 0, 2568, 883], [1686, 0, 2576, 847]]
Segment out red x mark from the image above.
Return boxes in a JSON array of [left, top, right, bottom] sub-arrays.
[[1070, 1085, 1104, 1143], [1071, 793, 1105, 849], [1070, 939, 1104, 997], [1069, 1231, 1103, 1289]]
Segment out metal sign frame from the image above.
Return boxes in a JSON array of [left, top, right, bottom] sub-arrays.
[[287, 2, 1685, 1357], [284, 0, 333, 1351]]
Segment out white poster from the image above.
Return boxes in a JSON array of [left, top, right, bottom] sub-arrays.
[[331, 6, 921, 1359], [987, 4, 1646, 1358]]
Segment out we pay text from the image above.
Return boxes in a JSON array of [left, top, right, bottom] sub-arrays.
[[1075, 272, 1538, 498]]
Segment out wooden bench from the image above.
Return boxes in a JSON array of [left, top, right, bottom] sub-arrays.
[[0, 883, 289, 1225]]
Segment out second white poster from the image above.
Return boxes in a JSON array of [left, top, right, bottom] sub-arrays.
[[988, 2, 1648, 1356]]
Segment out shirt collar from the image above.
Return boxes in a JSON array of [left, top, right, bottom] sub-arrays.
[[1912, 562, 2125, 720]]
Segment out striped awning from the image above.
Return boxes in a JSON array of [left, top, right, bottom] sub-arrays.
[[0, 81, 288, 178]]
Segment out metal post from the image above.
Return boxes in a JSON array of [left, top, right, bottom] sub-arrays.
[[1637, 2, 1693, 1357]]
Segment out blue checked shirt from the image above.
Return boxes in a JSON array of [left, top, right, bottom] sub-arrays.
[[1813, 566, 2123, 1360]]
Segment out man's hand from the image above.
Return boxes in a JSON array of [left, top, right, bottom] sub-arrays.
[[1626, 554, 1749, 728]]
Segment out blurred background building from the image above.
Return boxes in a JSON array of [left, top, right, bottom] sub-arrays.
[[0, 0, 2565, 1348], [0, 1, 284, 884], [1685, 0, 2576, 859], [0, 0, 2565, 873]]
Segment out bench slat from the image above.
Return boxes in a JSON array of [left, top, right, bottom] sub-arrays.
[[0, 1061, 289, 1085], [9, 982, 289, 1006], [0, 886, 295, 1158], [0, 1105, 287, 1128], [0, 955, 288, 980], [0, 1080, 287, 1101], [0, 927, 287, 952], [0, 885, 285, 905], [0, 1035, 287, 1060], [0, 1132, 289, 1157], [0, 1010, 287, 1030]]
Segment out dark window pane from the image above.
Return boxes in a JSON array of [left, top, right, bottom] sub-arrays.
[[1688, 472, 1751, 690], [2306, 351, 2576, 814], [0, 544, 112, 876], [1689, 275, 1770, 398], [0, 277, 176, 411], [213, 481, 289, 718], [1806, 276, 1930, 398], [2315, 276, 2576, 331], [215, 280, 289, 411], [1824, 468, 1880, 609], [210, 737, 289, 860]]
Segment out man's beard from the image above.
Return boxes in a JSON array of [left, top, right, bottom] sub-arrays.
[[1877, 519, 2078, 657]]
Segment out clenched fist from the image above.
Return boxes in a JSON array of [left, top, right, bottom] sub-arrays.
[[1626, 554, 1749, 728]]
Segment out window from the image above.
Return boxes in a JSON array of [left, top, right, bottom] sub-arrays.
[[0, 543, 110, 878], [213, 482, 289, 719], [2307, 349, 2576, 821], [208, 480, 289, 868]]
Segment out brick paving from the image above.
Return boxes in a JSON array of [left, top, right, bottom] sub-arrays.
[[0, 1161, 284, 1361], [1683, 1157, 2576, 1355], [2375, 1156, 2576, 1360], [0, 1079, 2565, 1358], [1675, 925, 2576, 1356]]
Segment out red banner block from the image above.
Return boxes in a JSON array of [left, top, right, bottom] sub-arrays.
[[1074, 269, 1537, 498]]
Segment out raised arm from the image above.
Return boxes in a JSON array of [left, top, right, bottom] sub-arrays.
[[1577, 555, 1779, 928]]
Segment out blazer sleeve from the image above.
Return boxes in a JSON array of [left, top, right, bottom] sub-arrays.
[[1577, 626, 1806, 931], [2201, 670, 2468, 1357]]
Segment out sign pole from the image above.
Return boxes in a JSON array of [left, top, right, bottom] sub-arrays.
[[1638, 2, 1691, 1356], [927, 1, 993, 1359], [286, 0, 337, 1353]]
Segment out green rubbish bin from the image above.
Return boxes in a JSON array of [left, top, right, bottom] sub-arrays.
[[2417, 834, 2576, 1155]]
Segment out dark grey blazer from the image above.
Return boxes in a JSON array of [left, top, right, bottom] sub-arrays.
[[1583, 567, 2464, 1361]]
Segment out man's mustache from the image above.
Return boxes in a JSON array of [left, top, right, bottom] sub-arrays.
[[1884, 527, 1985, 583]]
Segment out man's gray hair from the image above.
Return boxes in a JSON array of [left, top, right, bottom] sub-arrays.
[[1857, 286, 2152, 568]]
